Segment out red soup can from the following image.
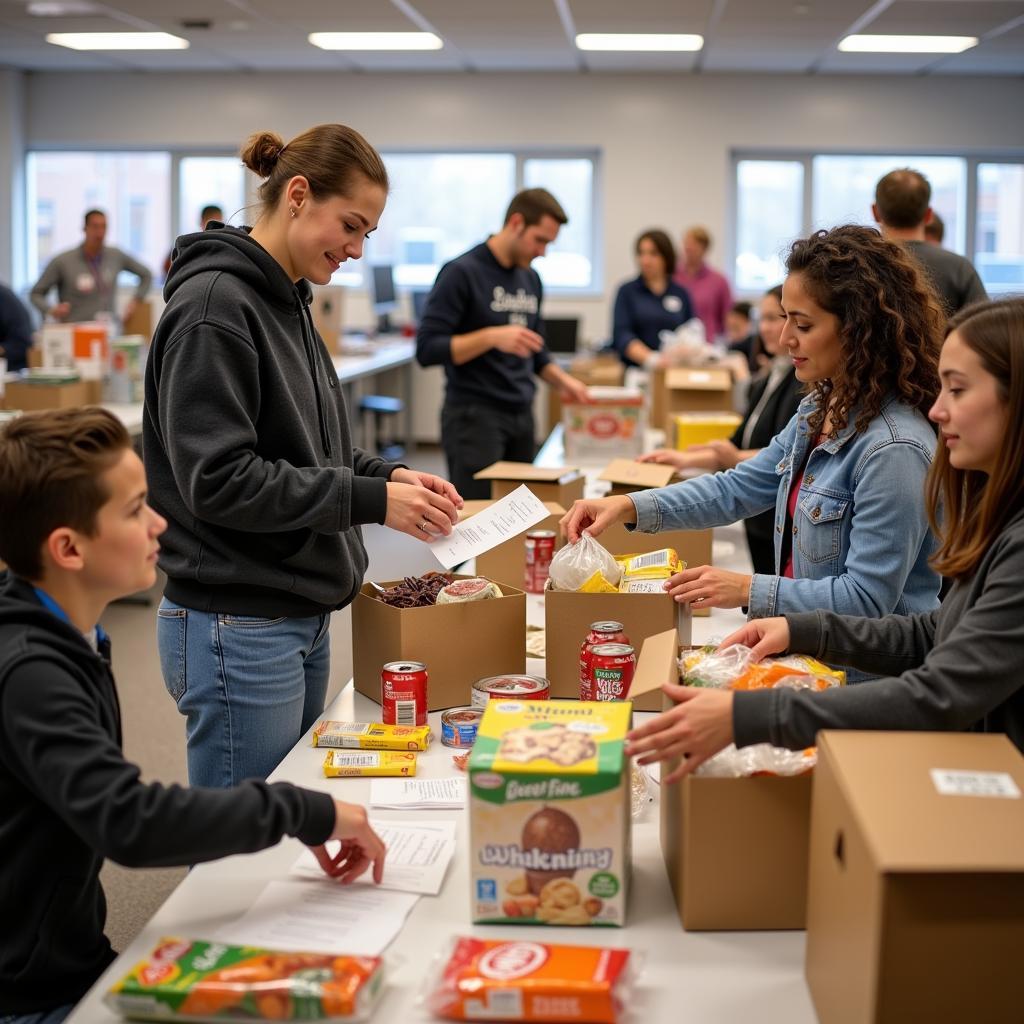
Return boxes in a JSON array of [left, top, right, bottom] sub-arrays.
[[381, 661, 428, 727], [588, 643, 636, 702], [524, 530, 556, 594], [579, 621, 630, 701]]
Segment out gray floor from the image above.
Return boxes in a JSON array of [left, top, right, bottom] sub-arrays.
[[99, 444, 447, 951]]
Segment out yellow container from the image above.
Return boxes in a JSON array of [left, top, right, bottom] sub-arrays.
[[673, 413, 743, 450]]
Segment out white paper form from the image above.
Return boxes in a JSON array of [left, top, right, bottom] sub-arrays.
[[370, 777, 466, 809], [216, 880, 418, 956], [429, 484, 548, 569], [291, 819, 458, 896]]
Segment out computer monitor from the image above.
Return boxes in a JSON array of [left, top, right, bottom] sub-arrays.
[[543, 317, 580, 354], [411, 290, 431, 324], [371, 264, 398, 334]]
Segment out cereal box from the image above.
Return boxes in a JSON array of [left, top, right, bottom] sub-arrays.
[[468, 700, 631, 927]]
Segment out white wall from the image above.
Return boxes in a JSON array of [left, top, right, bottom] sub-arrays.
[[0, 69, 25, 285], [15, 70, 1024, 340]]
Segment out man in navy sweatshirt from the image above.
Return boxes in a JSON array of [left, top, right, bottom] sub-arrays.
[[416, 189, 589, 498]]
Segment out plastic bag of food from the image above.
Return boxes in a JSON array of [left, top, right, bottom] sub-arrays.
[[436, 578, 503, 604], [105, 938, 384, 1022], [548, 533, 622, 593], [422, 936, 636, 1023]]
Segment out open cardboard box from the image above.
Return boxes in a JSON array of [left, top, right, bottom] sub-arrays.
[[352, 574, 526, 712], [652, 366, 734, 436], [546, 356, 624, 434], [806, 730, 1024, 1024], [474, 461, 585, 507], [597, 458, 676, 496], [630, 629, 813, 930], [459, 500, 566, 592], [544, 589, 691, 712]]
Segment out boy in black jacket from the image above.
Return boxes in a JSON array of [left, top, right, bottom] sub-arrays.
[[0, 408, 385, 1023]]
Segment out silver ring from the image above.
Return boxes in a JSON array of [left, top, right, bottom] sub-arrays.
[[420, 519, 429, 532]]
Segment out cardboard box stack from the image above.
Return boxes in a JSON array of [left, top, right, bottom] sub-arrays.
[[805, 730, 1024, 1024], [672, 412, 744, 450], [562, 386, 645, 462], [3, 371, 91, 412], [651, 366, 734, 436]]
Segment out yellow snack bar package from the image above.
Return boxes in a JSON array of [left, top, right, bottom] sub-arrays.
[[579, 570, 620, 594], [322, 750, 417, 778], [104, 937, 384, 1022], [312, 720, 431, 751], [616, 548, 683, 586]]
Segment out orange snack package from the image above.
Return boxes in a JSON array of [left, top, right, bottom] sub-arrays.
[[425, 937, 632, 1023]]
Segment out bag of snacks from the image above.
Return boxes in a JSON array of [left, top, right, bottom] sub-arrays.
[[436, 578, 503, 604], [105, 938, 383, 1022], [423, 936, 635, 1023], [548, 534, 622, 593]]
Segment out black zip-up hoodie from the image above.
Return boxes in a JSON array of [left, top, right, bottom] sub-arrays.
[[0, 574, 336, 1013], [144, 225, 400, 617]]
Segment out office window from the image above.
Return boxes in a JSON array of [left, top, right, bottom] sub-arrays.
[[976, 163, 1024, 296], [735, 160, 803, 292], [524, 157, 594, 290], [26, 152, 170, 285], [178, 156, 247, 236]]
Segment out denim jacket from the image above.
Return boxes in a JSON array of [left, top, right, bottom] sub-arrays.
[[630, 393, 941, 624]]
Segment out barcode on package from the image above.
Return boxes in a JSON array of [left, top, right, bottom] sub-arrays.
[[630, 550, 671, 569], [477, 989, 524, 1019], [330, 752, 380, 768], [395, 700, 416, 726]]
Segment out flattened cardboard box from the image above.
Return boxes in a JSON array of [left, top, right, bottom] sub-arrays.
[[474, 461, 585, 507], [459, 500, 566, 592], [543, 590, 691, 712], [632, 629, 812, 930], [352, 575, 526, 712], [806, 731, 1024, 1024]]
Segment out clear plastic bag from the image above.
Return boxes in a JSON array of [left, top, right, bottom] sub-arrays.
[[548, 533, 622, 592]]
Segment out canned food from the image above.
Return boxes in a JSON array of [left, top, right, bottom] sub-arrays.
[[587, 643, 636, 702], [441, 706, 483, 748], [579, 621, 630, 701], [524, 530, 557, 594], [381, 661, 428, 727], [471, 674, 550, 708]]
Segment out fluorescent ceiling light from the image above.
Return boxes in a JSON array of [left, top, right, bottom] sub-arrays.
[[28, 2, 99, 14], [46, 31, 189, 49], [838, 34, 977, 54], [575, 33, 703, 52], [308, 32, 442, 51]]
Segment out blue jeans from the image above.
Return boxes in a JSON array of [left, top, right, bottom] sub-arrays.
[[1, 1005, 74, 1024], [156, 598, 331, 787]]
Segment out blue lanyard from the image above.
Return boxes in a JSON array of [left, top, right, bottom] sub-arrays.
[[32, 586, 109, 647]]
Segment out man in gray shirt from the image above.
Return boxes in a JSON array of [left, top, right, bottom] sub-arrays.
[[872, 169, 987, 317], [30, 209, 153, 326]]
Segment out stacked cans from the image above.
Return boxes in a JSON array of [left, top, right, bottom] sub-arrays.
[[579, 621, 636, 701]]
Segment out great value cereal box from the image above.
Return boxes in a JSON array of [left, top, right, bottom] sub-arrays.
[[468, 699, 631, 927]]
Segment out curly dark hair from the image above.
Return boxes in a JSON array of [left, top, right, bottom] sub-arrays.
[[785, 225, 944, 439]]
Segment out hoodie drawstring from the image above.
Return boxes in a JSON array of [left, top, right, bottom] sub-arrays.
[[298, 301, 333, 458]]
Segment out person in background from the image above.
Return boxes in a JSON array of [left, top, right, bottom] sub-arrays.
[[164, 203, 225, 276], [29, 209, 152, 327], [146, 123, 462, 789], [626, 298, 1024, 780], [416, 188, 590, 499], [724, 300, 763, 373], [0, 281, 33, 372], [610, 229, 694, 368], [672, 225, 733, 342], [873, 168, 987, 317], [0, 407, 385, 1024], [924, 211, 945, 246], [563, 227, 945, 682], [639, 285, 803, 575]]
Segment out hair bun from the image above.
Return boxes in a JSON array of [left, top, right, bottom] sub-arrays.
[[240, 131, 285, 178]]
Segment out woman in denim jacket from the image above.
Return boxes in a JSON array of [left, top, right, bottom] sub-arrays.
[[562, 226, 945, 633]]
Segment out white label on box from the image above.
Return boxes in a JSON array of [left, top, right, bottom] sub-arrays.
[[930, 769, 1021, 799]]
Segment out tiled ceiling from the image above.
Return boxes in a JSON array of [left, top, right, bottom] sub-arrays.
[[0, 0, 1022, 74]]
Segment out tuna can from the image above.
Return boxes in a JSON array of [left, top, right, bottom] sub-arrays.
[[441, 706, 483, 748], [381, 661, 428, 727], [471, 674, 550, 709], [524, 530, 557, 594], [588, 643, 636, 702]]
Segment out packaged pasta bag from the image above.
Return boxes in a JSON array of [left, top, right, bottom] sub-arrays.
[[548, 533, 622, 593], [105, 938, 384, 1022]]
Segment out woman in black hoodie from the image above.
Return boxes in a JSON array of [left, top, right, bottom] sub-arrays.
[[145, 124, 462, 787]]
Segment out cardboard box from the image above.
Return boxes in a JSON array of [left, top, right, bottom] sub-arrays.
[[352, 575, 526, 712], [460, 500, 566, 592], [632, 629, 813, 930], [121, 301, 153, 342], [469, 699, 632, 927], [805, 731, 1024, 1024], [39, 324, 75, 369], [652, 366, 734, 435], [474, 461, 584, 508], [543, 588, 691, 711], [311, 285, 345, 355], [3, 377, 91, 411], [547, 356, 625, 433], [562, 386, 645, 462], [672, 412, 743, 450], [597, 458, 676, 497]]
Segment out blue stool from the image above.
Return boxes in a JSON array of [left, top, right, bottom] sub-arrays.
[[359, 394, 405, 461]]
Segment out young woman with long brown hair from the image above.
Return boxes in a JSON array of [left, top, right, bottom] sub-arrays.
[[627, 298, 1024, 780]]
